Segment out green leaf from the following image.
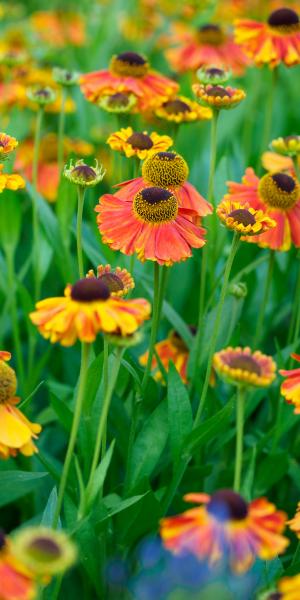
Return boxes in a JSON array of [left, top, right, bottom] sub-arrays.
[[167, 363, 193, 463], [41, 487, 59, 526], [127, 402, 169, 490], [94, 493, 147, 524], [184, 400, 234, 455], [0, 192, 22, 252], [49, 393, 73, 433], [87, 441, 115, 506], [0, 471, 48, 507], [254, 452, 289, 495]]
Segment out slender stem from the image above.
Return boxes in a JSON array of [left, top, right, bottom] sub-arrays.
[[101, 338, 109, 459], [207, 110, 219, 207], [233, 386, 245, 492], [194, 233, 240, 425], [253, 250, 275, 348], [129, 254, 136, 279], [141, 262, 161, 391], [52, 343, 90, 528], [83, 347, 123, 511], [293, 156, 300, 180], [76, 186, 85, 279], [57, 87, 67, 175], [6, 249, 25, 393], [287, 253, 300, 346], [260, 67, 277, 160], [32, 106, 44, 301]]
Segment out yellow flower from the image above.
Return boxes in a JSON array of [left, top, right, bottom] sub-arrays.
[[193, 83, 246, 110], [12, 527, 77, 577], [278, 574, 300, 599], [106, 127, 173, 160], [270, 135, 300, 157], [154, 95, 212, 124], [213, 346, 276, 387], [30, 278, 151, 346], [0, 132, 18, 158], [217, 199, 276, 235], [0, 352, 41, 459], [86, 264, 134, 297], [0, 164, 25, 192]]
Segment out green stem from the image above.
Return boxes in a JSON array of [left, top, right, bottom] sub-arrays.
[[6, 248, 25, 392], [83, 347, 123, 512], [287, 253, 300, 346], [194, 232, 240, 425], [32, 106, 44, 301], [253, 250, 275, 348], [233, 386, 245, 492], [76, 186, 85, 279], [52, 343, 90, 528], [57, 87, 67, 175], [141, 262, 161, 391], [293, 156, 300, 180], [101, 338, 109, 459], [207, 110, 219, 207], [129, 254, 136, 278]]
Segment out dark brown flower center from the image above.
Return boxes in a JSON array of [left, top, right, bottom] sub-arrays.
[[157, 151, 176, 160], [141, 187, 173, 204], [127, 132, 153, 150], [267, 594, 282, 600], [205, 67, 225, 77], [163, 99, 191, 115], [197, 24, 225, 46], [107, 92, 131, 108], [35, 88, 51, 98], [228, 355, 261, 375], [116, 51, 147, 66], [71, 278, 110, 301], [207, 490, 248, 521], [268, 8, 299, 27], [27, 537, 62, 562], [206, 86, 230, 98], [171, 326, 196, 351], [99, 273, 124, 293], [72, 164, 97, 182], [228, 208, 256, 226], [271, 172, 296, 192], [0, 530, 6, 550]]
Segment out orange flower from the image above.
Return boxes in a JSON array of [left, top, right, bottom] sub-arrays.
[[0, 133, 18, 158], [278, 573, 300, 599], [96, 186, 207, 266], [31, 11, 86, 47], [80, 51, 178, 112], [0, 164, 24, 193], [166, 22, 249, 75], [279, 353, 300, 413], [217, 199, 276, 235], [213, 346, 276, 387], [193, 83, 246, 110], [112, 152, 212, 223], [0, 352, 41, 459], [160, 489, 288, 573], [154, 95, 212, 124], [107, 127, 173, 160], [0, 555, 35, 600], [287, 501, 300, 537], [234, 7, 300, 68], [223, 168, 300, 250], [30, 278, 151, 346], [262, 151, 296, 175], [15, 133, 94, 202], [86, 264, 134, 297], [139, 329, 193, 383]]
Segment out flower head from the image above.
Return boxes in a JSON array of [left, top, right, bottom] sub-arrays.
[[98, 92, 137, 114], [0, 133, 18, 159], [217, 199, 276, 235], [0, 352, 41, 459], [96, 186, 207, 266], [270, 135, 300, 158], [52, 67, 79, 87], [64, 159, 105, 187], [80, 50, 178, 112], [213, 346, 276, 387], [193, 83, 246, 110], [154, 95, 212, 124], [12, 527, 77, 577], [27, 85, 56, 107], [287, 501, 300, 538], [107, 127, 173, 160], [278, 574, 300, 599], [30, 279, 151, 346], [86, 264, 134, 297], [0, 540, 35, 600], [197, 66, 230, 85], [224, 167, 300, 250], [279, 353, 300, 414], [142, 151, 189, 188], [160, 490, 288, 573], [0, 164, 25, 192], [139, 328, 194, 383], [234, 8, 300, 68]]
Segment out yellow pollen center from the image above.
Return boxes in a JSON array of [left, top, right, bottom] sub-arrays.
[[258, 172, 299, 210], [0, 360, 17, 403], [142, 152, 189, 188], [133, 187, 178, 224]]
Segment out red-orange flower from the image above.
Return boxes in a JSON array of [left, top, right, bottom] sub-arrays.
[[279, 353, 300, 413], [31, 11, 86, 47], [224, 168, 300, 250], [160, 489, 288, 573], [113, 152, 212, 223], [139, 329, 192, 383], [166, 22, 249, 75], [80, 51, 178, 112], [0, 556, 35, 600], [96, 186, 206, 266], [234, 8, 300, 67]]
